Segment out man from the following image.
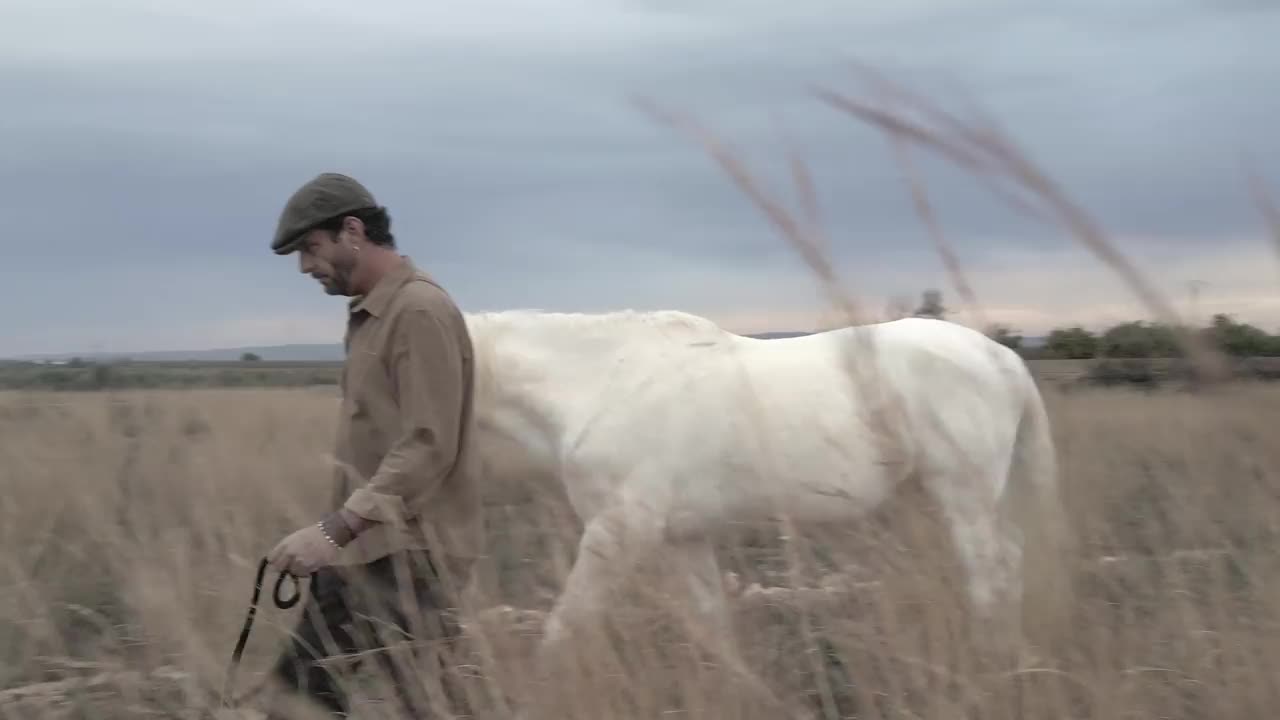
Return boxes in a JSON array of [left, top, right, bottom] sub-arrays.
[[261, 172, 482, 718]]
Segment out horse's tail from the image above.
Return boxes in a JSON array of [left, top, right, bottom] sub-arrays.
[[1005, 366, 1074, 650]]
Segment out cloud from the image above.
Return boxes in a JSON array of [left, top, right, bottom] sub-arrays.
[[2, 0, 1278, 355]]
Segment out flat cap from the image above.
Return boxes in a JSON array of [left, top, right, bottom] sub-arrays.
[[271, 172, 380, 255]]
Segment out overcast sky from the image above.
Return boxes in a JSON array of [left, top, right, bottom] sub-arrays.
[[2, 0, 1277, 356]]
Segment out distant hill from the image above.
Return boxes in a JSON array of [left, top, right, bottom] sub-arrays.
[[13, 343, 346, 364]]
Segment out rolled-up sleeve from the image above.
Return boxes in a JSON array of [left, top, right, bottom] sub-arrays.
[[343, 303, 466, 526]]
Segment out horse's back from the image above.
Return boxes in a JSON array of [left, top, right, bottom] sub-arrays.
[[730, 317, 1036, 467], [730, 317, 1029, 398], [598, 316, 1030, 458]]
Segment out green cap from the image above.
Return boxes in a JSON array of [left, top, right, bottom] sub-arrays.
[[271, 172, 380, 255]]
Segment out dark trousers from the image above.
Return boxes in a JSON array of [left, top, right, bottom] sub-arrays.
[[266, 550, 465, 718]]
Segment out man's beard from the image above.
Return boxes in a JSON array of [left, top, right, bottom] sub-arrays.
[[323, 257, 357, 296]]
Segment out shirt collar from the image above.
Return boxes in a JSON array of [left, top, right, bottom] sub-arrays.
[[349, 255, 418, 319]]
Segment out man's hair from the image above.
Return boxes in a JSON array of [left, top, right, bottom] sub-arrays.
[[315, 207, 395, 248]]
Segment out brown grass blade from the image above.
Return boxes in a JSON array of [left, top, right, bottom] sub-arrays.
[[1243, 159, 1280, 277], [889, 136, 988, 331], [632, 95, 914, 521], [814, 89, 1048, 223], [630, 95, 866, 328], [787, 143, 825, 256], [815, 73, 1230, 382]]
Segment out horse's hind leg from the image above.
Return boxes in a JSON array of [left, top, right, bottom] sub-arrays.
[[926, 468, 1026, 666], [662, 539, 746, 670]]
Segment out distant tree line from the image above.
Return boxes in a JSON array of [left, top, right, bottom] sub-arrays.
[[906, 288, 1280, 359], [993, 315, 1280, 359]]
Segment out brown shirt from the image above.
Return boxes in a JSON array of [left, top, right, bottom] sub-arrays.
[[331, 256, 482, 577]]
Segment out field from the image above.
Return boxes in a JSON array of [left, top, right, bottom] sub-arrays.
[[0, 362, 342, 393], [2, 376, 1279, 720], [8, 356, 1278, 396]]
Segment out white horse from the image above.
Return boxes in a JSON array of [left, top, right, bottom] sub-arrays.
[[463, 309, 1071, 674]]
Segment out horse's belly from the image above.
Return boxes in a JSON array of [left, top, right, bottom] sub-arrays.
[[770, 464, 899, 521], [666, 443, 902, 538]]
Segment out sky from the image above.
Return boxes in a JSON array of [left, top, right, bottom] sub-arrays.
[[2, 0, 1278, 356]]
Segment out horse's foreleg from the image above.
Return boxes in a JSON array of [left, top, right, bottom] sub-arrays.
[[660, 540, 804, 718], [538, 500, 663, 662]]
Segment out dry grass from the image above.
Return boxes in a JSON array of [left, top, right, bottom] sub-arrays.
[[6, 64, 1277, 720], [2, 382, 1280, 719]]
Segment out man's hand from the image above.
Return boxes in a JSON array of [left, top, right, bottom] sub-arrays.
[[267, 523, 339, 577]]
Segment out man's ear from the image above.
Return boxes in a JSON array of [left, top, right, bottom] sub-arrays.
[[340, 215, 365, 241]]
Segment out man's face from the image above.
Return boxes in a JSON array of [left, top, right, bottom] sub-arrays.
[[296, 224, 359, 296]]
